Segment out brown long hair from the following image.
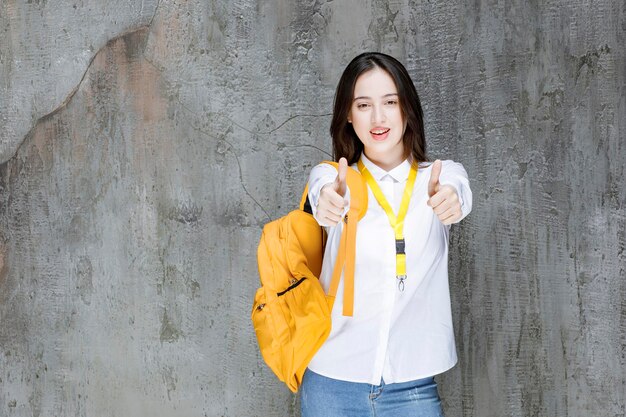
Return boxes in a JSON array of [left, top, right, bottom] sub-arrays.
[[330, 52, 428, 165]]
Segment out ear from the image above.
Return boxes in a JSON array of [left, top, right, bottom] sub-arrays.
[[347, 112, 352, 124]]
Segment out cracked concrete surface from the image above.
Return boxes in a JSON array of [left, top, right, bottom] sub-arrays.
[[0, 0, 160, 164], [0, 0, 625, 416]]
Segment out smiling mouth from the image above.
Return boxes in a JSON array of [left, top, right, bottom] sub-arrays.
[[370, 128, 390, 136]]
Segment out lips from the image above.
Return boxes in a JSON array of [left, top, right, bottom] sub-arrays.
[[370, 127, 390, 141]]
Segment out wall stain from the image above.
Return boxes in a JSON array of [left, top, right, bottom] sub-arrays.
[[0, 232, 7, 287], [574, 44, 611, 84], [157, 263, 200, 300], [162, 365, 178, 401], [3, 27, 152, 167], [166, 200, 203, 224], [368, 0, 400, 49], [74, 255, 94, 305], [160, 308, 182, 342]]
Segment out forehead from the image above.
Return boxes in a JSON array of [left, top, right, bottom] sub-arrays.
[[353, 68, 398, 98]]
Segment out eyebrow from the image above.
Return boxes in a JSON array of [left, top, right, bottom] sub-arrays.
[[353, 93, 398, 101]]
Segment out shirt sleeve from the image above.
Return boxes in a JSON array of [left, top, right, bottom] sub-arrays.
[[307, 163, 351, 227], [438, 160, 473, 223]]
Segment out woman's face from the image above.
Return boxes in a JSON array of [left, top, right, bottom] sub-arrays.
[[348, 67, 406, 169]]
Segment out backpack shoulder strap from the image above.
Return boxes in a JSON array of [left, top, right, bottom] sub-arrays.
[[310, 160, 367, 317]]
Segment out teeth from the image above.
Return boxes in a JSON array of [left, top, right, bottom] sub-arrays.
[[371, 129, 389, 134]]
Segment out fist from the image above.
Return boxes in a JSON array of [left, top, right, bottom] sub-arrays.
[[427, 160, 462, 225], [317, 157, 348, 226]]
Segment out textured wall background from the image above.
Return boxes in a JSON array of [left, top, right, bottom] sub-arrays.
[[0, 1, 624, 416]]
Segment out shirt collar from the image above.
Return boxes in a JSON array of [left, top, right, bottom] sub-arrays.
[[360, 153, 412, 182]]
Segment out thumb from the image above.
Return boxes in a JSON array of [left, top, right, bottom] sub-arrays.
[[333, 157, 348, 197], [428, 159, 442, 198]]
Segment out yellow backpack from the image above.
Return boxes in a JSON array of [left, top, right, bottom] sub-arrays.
[[251, 161, 368, 392]]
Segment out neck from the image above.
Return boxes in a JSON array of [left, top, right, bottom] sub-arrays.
[[363, 150, 408, 171]]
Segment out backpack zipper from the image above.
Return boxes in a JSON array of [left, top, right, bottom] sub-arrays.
[[276, 277, 306, 297], [255, 278, 308, 312]]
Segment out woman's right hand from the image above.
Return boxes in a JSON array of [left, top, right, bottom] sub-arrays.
[[316, 157, 348, 226]]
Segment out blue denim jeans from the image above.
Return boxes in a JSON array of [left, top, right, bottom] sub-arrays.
[[300, 368, 444, 417]]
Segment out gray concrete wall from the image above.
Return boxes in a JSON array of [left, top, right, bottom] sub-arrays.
[[0, 1, 624, 416]]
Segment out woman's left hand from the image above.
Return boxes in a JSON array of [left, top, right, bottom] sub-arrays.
[[427, 160, 462, 225]]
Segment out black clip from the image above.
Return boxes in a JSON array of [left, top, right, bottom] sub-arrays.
[[395, 239, 405, 254]]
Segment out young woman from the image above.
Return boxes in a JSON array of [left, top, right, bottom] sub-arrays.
[[301, 52, 473, 416]]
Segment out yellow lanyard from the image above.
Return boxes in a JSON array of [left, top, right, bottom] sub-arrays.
[[357, 158, 418, 291]]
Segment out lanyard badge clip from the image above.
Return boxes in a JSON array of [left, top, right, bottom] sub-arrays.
[[397, 275, 407, 292], [395, 238, 406, 291]]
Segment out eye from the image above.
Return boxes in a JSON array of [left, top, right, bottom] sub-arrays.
[[356, 103, 370, 109], [385, 100, 398, 105]]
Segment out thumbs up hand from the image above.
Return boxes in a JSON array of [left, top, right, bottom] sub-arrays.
[[318, 157, 349, 226], [427, 160, 462, 225], [333, 157, 348, 197]]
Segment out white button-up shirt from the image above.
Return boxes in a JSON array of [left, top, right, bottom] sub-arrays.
[[306, 153, 472, 384]]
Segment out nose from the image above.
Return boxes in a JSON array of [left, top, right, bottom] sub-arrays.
[[371, 104, 386, 124]]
